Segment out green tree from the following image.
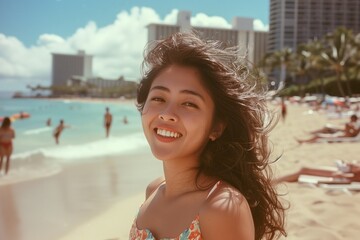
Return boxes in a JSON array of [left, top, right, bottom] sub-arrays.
[[298, 39, 329, 99], [260, 48, 295, 91], [321, 27, 357, 96]]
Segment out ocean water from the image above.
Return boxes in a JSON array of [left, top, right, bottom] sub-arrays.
[[0, 98, 145, 153], [0, 98, 149, 184]]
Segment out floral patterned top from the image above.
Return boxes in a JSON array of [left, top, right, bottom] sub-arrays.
[[129, 215, 202, 240], [129, 181, 222, 240]]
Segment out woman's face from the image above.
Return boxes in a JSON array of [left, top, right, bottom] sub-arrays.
[[141, 65, 219, 164]]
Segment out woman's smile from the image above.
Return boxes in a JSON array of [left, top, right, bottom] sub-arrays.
[[154, 127, 183, 143], [155, 127, 182, 139]]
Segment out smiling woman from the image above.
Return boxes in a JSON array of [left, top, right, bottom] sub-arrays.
[[141, 65, 217, 160], [130, 32, 286, 240]]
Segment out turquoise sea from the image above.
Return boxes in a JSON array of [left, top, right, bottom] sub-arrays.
[[0, 98, 145, 154]]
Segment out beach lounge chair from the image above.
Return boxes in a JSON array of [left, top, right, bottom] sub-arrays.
[[298, 174, 360, 195], [317, 182, 360, 193], [315, 133, 360, 143]]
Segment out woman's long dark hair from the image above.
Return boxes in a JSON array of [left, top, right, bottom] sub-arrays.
[[136, 32, 286, 240]]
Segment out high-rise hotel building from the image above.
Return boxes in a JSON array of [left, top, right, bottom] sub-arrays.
[[147, 11, 268, 66], [52, 50, 93, 87], [268, 0, 360, 52]]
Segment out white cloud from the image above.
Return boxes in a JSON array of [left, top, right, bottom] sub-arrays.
[[191, 13, 232, 29], [254, 19, 269, 31], [37, 34, 66, 45], [0, 7, 161, 90], [0, 34, 50, 79], [163, 9, 179, 24], [0, 7, 269, 91]]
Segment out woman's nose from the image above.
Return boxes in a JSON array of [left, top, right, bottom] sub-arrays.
[[158, 110, 177, 122]]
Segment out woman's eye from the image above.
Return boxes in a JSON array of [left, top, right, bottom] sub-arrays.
[[151, 97, 164, 102], [183, 102, 198, 108]]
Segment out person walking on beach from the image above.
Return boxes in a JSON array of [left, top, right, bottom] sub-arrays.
[[104, 107, 112, 138], [129, 32, 286, 240], [0, 117, 15, 175], [53, 119, 68, 145], [281, 97, 287, 123]]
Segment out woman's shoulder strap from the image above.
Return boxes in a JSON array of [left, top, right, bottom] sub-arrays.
[[146, 176, 165, 199]]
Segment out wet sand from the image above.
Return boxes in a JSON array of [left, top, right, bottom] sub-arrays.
[[0, 148, 162, 240]]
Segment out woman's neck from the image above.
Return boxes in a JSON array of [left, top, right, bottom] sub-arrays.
[[161, 160, 215, 199]]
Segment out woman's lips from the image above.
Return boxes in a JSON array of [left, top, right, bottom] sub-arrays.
[[154, 127, 183, 142]]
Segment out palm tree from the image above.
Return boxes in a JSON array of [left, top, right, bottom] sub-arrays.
[[321, 27, 357, 97], [350, 33, 360, 82], [260, 48, 295, 91], [298, 39, 329, 99]]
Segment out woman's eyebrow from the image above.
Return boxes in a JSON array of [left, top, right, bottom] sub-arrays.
[[180, 89, 205, 101], [150, 85, 205, 101], [150, 85, 169, 92]]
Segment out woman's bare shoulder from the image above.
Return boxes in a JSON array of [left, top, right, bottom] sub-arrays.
[[199, 182, 254, 240], [201, 182, 246, 213], [145, 176, 165, 199]]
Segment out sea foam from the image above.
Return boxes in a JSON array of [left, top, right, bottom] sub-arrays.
[[12, 132, 148, 161], [23, 126, 53, 135], [0, 132, 148, 185]]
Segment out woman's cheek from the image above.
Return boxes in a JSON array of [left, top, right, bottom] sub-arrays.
[[142, 100, 151, 115]]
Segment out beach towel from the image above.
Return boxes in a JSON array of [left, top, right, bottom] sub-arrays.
[[298, 175, 360, 195]]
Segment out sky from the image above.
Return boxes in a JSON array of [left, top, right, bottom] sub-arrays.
[[0, 0, 269, 91]]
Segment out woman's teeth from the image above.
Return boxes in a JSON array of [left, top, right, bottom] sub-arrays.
[[156, 128, 181, 138]]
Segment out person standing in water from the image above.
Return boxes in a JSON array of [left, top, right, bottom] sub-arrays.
[[104, 107, 113, 138], [46, 118, 52, 126], [0, 117, 15, 175], [53, 119, 68, 144], [123, 116, 128, 125]]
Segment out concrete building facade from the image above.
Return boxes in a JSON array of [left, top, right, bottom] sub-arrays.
[[147, 11, 268, 65], [268, 0, 360, 53], [52, 50, 93, 87]]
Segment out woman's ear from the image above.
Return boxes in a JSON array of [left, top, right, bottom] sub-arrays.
[[209, 120, 226, 141]]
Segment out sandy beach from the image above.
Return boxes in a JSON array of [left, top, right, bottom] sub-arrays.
[[269, 102, 360, 240], [1, 102, 360, 240]]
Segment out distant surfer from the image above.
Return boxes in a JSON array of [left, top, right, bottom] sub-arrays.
[[104, 107, 113, 138], [19, 111, 25, 119], [10, 111, 30, 121]]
